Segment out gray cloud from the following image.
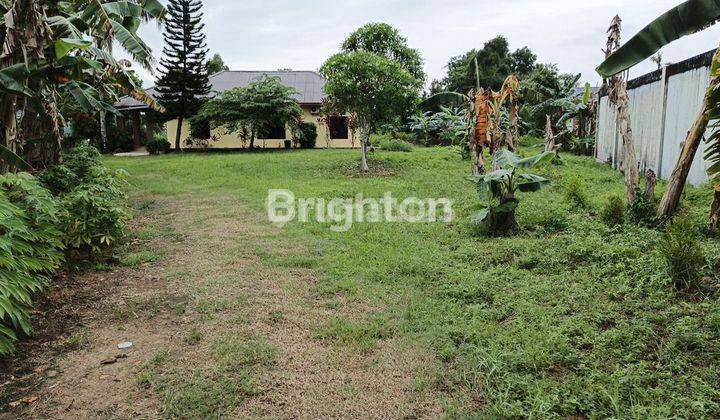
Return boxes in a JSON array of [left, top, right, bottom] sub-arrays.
[[123, 0, 720, 89]]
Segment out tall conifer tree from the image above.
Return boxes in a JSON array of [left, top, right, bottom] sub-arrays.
[[155, 0, 211, 150]]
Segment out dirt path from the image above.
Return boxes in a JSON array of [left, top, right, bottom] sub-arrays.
[[2, 194, 443, 418]]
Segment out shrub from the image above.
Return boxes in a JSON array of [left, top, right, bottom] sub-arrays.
[[41, 143, 129, 254], [0, 173, 65, 355], [660, 214, 705, 290], [601, 195, 625, 227], [147, 136, 171, 155], [373, 134, 413, 152], [627, 193, 657, 227], [105, 123, 135, 153], [564, 176, 589, 208], [294, 122, 317, 149]]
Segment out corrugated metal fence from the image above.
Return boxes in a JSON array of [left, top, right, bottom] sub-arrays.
[[596, 50, 715, 186]]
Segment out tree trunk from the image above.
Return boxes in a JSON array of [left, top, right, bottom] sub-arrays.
[[615, 83, 641, 204], [360, 123, 370, 172], [710, 190, 720, 234], [505, 128, 515, 152], [491, 193, 517, 235], [175, 116, 183, 151], [545, 115, 555, 152], [657, 104, 709, 219], [99, 110, 108, 152], [145, 111, 154, 145], [644, 169, 657, 203]]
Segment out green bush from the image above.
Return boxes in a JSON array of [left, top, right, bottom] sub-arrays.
[[564, 176, 589, 208], [0, 173, 65, 355], [627, 193, 657, 227], [294, 122, 317, 149], [660, 214, 705, 290], [41, 143, 129, 254], [147, 136, 171, 155], [372, 133, 413, 152], [601, 195, 625, 227]]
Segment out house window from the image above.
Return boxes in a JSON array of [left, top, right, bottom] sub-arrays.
[[329, 116, 349, 139], [259, 120, 286, 139]]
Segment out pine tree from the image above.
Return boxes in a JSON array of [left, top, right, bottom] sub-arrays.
[[155, 0, 211, 150]]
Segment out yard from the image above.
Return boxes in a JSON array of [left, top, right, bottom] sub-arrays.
[[5, 146, 718, 418]]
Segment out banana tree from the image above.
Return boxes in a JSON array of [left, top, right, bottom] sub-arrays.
[[596, 0, 720, 227], [0, 0, 165, 170], [469, 149, 554, 235]]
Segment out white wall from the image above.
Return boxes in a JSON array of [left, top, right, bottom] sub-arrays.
[[597, 65, 712, 186]]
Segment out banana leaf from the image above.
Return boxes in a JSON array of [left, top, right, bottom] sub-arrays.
[[597, 0, 720, 77], [419, 92, 467, 112], [0, 145, 31, 170]]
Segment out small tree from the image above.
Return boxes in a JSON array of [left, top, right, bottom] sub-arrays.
[[320, 51, 420, 172], [469, 149, 554, 235], [196, 76, 302, 150], [341, 23, 425, 88], [155, 0, 211, 151], [207, 53, 230, 75]]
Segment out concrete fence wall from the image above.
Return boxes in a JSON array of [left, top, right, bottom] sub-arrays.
[[596, 50, 715, 186]]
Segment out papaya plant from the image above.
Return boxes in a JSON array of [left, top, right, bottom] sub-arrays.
[[469, 149, 554, 234]]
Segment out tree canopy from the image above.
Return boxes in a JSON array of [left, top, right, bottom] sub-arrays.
[[207, 53, 230, 75], [341, 22, 426, 88], [155, 0, 212, 150], [195, 75, 302, 149], [441, 36, 537, 93], [320, 50, 420, 171]]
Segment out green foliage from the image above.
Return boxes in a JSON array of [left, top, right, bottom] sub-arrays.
[[627, 192, 658, 227], [374, 135, 413, 152], [597, 0, 720, 77], [196, 75, 302, 149], [341, 23, 425, 88], [320, 50, 421, 132], [564, 176, 589, 208], [147, 137, 171, 155], [601, 195, 626, 227], [41, 143, 129, 253], [206, 53, 229, 75], [442, 36, 537, 93], [293, 121, 317, 149], [155, 0, 211, 148], [469, 150, 553, 234], [0, 173, 64, 355], [660, 214, 706, 290], [569, 136, 596, 156]]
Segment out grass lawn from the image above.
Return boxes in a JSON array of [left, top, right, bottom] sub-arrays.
[[107, 146, 720, 418]]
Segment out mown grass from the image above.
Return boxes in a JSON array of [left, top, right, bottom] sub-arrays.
[[107, 146, 720, 418]]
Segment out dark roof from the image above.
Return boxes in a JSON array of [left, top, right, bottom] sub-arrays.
[[115, 70, 326, 111]]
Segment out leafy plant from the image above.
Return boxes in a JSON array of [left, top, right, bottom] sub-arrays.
[[376, 137, 413, 152], [469, 149, 554, 234], [41, 143, 129, 254], [147, 137, 171, 155], [660, 214, 705, 290], [564, 176, 589, 209], [601, 195, 626, 227], [293, 122, 317, 149], [0, 173, 65, 355]]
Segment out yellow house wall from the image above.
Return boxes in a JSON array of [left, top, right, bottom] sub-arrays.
[[166, 106, 357, 149]]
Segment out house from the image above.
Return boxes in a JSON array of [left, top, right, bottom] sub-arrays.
[[115, 70, 356, 149]]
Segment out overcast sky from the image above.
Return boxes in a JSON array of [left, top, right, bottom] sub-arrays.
[[124, 0, 720, 89]]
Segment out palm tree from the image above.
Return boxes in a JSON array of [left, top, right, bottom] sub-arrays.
[[596, 0, 720, 229], [0, 0, 165, 170]]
